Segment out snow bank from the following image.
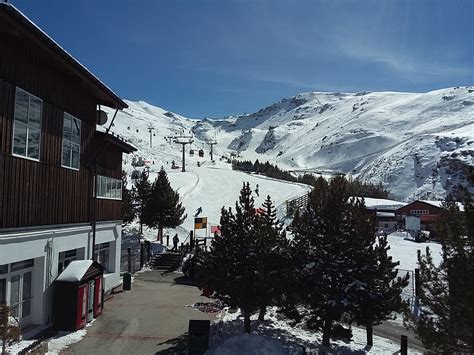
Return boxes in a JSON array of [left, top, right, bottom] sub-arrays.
[[206, 333, 288, 355], [46, 328, 88, 354]]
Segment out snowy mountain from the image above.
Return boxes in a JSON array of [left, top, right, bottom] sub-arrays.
[[104, 87, 474, 201]]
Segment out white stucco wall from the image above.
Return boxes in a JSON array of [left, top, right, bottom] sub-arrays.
[[0, 221, 122, 327]]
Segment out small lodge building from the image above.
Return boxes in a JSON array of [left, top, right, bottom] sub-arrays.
[[395, 200, 455, 231], [0, 3, 135, 333], [358, 197, 406, 233]]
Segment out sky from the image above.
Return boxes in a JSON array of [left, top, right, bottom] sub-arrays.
[[13, 0, 473, 118]]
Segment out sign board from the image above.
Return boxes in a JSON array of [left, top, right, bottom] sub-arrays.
[[405, 216, 420, 231], [194, 217, 207, 230]]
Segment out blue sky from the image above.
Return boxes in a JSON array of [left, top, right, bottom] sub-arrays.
[[14, 0, 473, 118]]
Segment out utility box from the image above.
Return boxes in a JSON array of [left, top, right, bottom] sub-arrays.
[[53, 260, 104, 331], [188, 319, 210, 354]]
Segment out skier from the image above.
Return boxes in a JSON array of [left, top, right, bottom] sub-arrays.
[[194, 207, 203, 217], [255, 184, 259, 197], [172, 234, 179, 251]]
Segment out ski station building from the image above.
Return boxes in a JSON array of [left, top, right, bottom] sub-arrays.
[[0, 3, 135, 333]]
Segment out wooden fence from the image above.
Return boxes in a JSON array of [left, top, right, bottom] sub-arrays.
[[286, 193, 309, 216]]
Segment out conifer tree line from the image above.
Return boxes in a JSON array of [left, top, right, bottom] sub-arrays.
[[121, 168, 186, 241], [231, 159, 389, 198], [194, 176, 407, 348], [409, 172, 474, 353]]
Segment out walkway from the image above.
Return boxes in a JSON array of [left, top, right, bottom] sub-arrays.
[[63, 271, 216, 354]]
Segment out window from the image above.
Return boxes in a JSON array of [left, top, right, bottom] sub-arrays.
[[94, 242, 110, 270], [58, 249, 78, 274], [410, 209, 429, 215], [0, 264, 7, 275], [13, 87, 42, 160], [0, 278, 5, 304], [11, 259, 34, 272], [62, 112, 81, 169], [96, 175, 122, 200]]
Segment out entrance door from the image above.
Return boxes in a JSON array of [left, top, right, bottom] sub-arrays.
[[10, 272, 32, 324]]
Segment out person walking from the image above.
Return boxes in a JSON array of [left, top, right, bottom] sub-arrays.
[[255, 184, 259, 197], [172, 234, 179, 251]]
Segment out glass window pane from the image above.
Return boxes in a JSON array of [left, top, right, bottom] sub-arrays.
[[11, 259, 34, 272], [0, 264, 7, 275], [63, 114, 72, 142], [107, 179, 113, 198], [71, 144, 80, 169], [10, 275, 20, 317], [111, 180, 117, 198], [22, 272, 32, 318], [72, 118, 81, 144], [117, 180, 122, 199], [27, 128, 41, 159], [29, 96, 42, 128], [14, 88, 29, 125], [62, 141, 71, 167], [0, 279, 5, 304], [13, 123, 27, 156], [100, 176, 106, 197]]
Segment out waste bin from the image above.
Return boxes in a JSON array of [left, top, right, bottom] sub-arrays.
[[123, 272, 132, 290], [188, 320, 210, 354]]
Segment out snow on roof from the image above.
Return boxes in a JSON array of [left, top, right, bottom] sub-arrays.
[[376, 211, 395, 217], [420, 200, 465, 212], [353, 197, 406, 210], [56, 260, 93, 282], [0, 3, 127, 109]]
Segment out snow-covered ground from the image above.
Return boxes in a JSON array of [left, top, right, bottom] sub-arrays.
[[207, 307, 417, 354], [106, 86, 473, 202]]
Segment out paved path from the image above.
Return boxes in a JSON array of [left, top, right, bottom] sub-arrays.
[[63, 271, 216, 355]]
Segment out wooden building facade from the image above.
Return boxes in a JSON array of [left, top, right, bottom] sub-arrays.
[[0, 3, 135, 229]]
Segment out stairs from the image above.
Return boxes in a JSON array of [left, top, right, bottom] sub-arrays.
[[150, 252, 182, 271]]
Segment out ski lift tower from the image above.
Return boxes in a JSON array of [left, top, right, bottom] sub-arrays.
[[173, 134, 194, 172], [148, 125, 155, 148], [206, 139, 217, 161]]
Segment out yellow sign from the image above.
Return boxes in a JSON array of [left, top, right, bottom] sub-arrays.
[[194, 217, 207, 230]]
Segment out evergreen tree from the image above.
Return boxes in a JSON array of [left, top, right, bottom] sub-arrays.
[[290, 176, 382, 347], [121, 171, 136, 226], [195, 183, 260, 333], [143, 168, 186, 242], [414, 195, 474, 352], [254, 195, 288, 320], [351, 230, 409, 346], [134, 169, 152, 234]]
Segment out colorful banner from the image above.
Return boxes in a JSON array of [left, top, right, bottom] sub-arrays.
[[210, 225, 221, 235], [194, 217, 208, 230]]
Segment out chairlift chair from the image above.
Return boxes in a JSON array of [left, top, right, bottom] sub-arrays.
[[198, 149, 204, 157]]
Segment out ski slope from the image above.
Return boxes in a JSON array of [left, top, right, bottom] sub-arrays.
[[105, 86, 473, 201], [130, 158, 310, 243]]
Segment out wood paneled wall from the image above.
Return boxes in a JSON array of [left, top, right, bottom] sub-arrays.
[[0, 21, 124, 229]]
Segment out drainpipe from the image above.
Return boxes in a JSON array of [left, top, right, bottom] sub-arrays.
[[91, 107, 119, 261]]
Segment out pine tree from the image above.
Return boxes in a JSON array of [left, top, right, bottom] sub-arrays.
[[143, 168, 186, 242], [351, 229, 409, 346], [414, 195, 474, 352], [134, 170, 152, 234], [290, 176, 380, 347], [195, 182, 260, 333], [254, 195, 288, 320], [121, 171, 136, 226]]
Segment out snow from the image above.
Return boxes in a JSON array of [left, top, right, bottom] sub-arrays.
[[107, 86, 473, 201], [56, 260, 93, 282], [387, 231, 442, 271], [420, 200, 465, 212], [46, 322, 92, 355], [361, 197, 406, 210], [208, 307, 417, 354], [206, 333, 288, 355]]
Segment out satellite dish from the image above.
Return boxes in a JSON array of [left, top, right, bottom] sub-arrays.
[[96, 110, 108, 125]]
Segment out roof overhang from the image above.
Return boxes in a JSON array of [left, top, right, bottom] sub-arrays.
[[96, 131, 137, 154], [0, 3, 128, 110]]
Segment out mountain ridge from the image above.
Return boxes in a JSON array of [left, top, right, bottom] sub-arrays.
[[105, 86, 474, 201]]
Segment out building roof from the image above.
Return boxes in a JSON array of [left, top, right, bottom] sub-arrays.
[[56, 260, 93, 282], [420, 200, 465, 212], [353, 197, 406, 211], [0, 3, 128, 110], [96, 130, 137, 154]]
